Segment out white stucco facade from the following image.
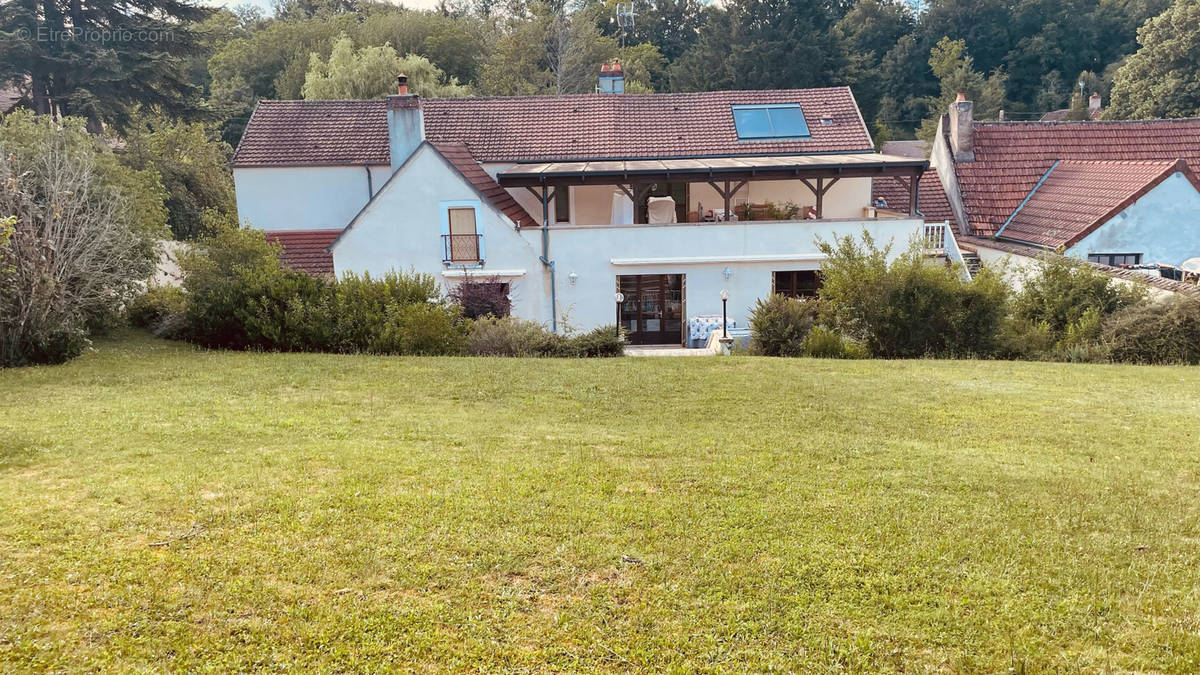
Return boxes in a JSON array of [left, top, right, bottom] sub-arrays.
[[333, 143, 930, 341], [1064, 172, 1200, 267], [233, 165, 391, 230]]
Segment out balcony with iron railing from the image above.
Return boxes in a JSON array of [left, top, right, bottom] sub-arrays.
[[442, 233, 483, 264]]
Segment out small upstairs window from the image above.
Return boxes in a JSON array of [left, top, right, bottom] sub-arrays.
[[732, 104, 811, 140], [1088, 252, 1142, 267]]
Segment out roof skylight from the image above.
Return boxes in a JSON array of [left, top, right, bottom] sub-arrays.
[[731, 104, 811, 140]]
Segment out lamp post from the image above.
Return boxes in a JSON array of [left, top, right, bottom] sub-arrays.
[[720, 288, 729, 338], [614, 291, 625, 338]]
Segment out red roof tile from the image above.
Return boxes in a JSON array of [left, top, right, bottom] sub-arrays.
[[234, 100, 390, 167], [433, 142, 539, 227], [232, 88, 873, 167], [264, 229, 340, 276], [999, 160, 1185, 248], [955, 119, 1200, 236], [872, 171, 957, 226]]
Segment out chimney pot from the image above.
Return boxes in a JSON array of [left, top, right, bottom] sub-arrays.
[[955, 92, 967, 103], [397, 74, 408, 96]]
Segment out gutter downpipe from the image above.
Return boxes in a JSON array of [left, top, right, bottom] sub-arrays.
[[538, 183, 558, 333], [363, 165, 373, 200]]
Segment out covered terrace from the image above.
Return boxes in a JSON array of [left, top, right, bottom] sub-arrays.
[[496, 153, 929, 226]]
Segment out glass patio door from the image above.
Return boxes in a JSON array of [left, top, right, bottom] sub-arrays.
[[618, 274, 685, 345]]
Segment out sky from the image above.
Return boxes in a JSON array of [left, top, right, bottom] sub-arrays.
[[204, 0, 444, 15]]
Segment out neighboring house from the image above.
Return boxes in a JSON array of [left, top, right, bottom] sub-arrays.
[[1039, 93, 1104, 122], [232, 69, 960, 345], [930, 95, 1200, 282]]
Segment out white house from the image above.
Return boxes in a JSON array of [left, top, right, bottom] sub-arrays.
[[929, 96, 1200, 284], [232, 67, 960, 345]]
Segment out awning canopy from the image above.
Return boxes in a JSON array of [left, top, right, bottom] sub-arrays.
[[495, 152, 928, 187]]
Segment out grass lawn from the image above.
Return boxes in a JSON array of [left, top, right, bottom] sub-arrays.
[[2, 332, 1200, 671]]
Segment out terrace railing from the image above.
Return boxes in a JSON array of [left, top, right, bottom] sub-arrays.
[[443, 233, 482, 264]]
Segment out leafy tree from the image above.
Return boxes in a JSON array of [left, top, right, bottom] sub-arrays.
[[301, 35, 470, 99], [1106, 0, 1200, 118], [0, 0, 212, 128], [836, 0, 916, 127], [119, 115, 236, 240], [918, 38, 1007, 139], [0, 112, 160, 366]]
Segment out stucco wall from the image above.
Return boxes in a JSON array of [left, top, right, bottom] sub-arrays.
[[234, 165, 391, 230], [331, 145, 548, 322], [337, 147, 926, 334], [1065, 173, 1200, 267], [519, 218, 925, 332]]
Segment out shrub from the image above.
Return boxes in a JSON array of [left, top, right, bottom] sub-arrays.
[[749, 294, 822, 356], [468, 317, 624, 357], [801, 325, 868, 359], [469, 316, 556, 356], [817, 231, 1009, 358], [371, 302, 469, 356], [127, 285, 189, 338], [448, 277, 512, 319], [1104, 296, 1200, 365], [0, 113, 160, 367], [1012, 253, 1146, 348], [557, 325, 625, 358], [179, 227, 465, 355]]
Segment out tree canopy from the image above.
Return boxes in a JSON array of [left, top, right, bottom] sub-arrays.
[[1106, 0, 1200, 118]]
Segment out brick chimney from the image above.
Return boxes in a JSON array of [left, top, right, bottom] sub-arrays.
[[948, 93, 975, 162], [386, 74, 424, 171], [1088, 92, 1102, 116], [598, 60, 624, 94]]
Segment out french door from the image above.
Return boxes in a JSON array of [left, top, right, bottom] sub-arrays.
[[617, 274, 685, 345]]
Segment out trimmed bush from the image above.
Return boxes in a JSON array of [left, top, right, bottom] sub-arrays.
[[1104, 296, 1200, 365], [467, 317, 624, 357], [557, 325, 625, 358], [371, 302, 469, 356], [448, 277, 512, 319], [749, 294, 822, 356], [469, 317, 557, 356], [817, 231, 1010, 358], [179, 227, 467, 355]]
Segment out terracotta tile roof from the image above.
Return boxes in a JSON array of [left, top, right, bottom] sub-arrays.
[[264, 229, 340, 276], [422, 88, 872, 161], [955, 118, 1200, 236], [871, 170, 957, 226], [233, 100, 390, 167], [232, 87, 873, 167], [433, 142, 539, 227], [998, 160, 1186, 248]]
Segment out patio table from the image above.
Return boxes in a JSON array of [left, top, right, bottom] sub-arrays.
[[687, 314, 737, 348]]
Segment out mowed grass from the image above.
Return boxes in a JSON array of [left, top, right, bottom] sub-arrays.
[[2, 333, 1200, 672]]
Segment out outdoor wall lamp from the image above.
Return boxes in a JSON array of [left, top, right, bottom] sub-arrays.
[[568, 271, 578, 286], [720, 289, 730, 339], [614, 292, 625, 338]]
